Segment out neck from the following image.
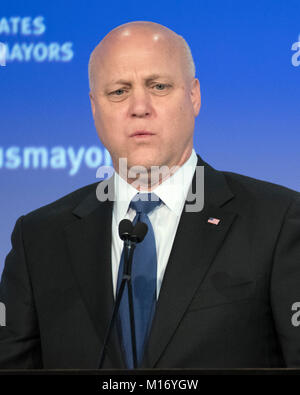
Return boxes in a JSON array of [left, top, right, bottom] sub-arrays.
[[116, 149, 193, 191]]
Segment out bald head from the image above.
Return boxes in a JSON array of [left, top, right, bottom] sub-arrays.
[[88, 21, 196, 92]]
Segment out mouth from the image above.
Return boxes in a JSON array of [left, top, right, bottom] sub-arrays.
[[130, 130, 155, 138]]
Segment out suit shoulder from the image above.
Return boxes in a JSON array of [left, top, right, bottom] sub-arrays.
[[22, 181, 99, 227], [221, 170, 300, 206]]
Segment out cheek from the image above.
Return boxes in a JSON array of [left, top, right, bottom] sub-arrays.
[[94, 106, 123, 137], [177, 95, 195, 126], [94, 110, 129, 157], [162, 100, 193, 136], [94, 105, 114, 127]]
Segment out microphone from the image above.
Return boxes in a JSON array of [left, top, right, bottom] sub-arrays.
[[98, 218, 148, 369], [130, 222, 148, 243], [122, 220, 148, 368], [119, 219, 133, 241]]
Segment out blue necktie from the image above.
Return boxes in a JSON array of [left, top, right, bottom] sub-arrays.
[[117, 192, 161, 368]]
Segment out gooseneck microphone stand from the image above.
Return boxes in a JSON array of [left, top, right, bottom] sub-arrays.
[[98, 219, 148, 369]]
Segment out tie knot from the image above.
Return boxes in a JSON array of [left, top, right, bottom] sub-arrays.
[[130, 193, 161, 215]]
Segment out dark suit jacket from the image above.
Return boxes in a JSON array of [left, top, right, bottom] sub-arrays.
[[1, 155, 300, 369]]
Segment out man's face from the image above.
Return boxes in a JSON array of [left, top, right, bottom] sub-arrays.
[[89, 30, 201, 174]]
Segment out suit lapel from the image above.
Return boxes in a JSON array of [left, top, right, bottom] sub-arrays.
[[63, 177, 125, 368], [141, 156, 237, 368]]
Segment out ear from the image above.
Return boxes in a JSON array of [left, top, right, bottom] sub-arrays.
[[89, 91, 96, 118], [190, 78, 201, 116]]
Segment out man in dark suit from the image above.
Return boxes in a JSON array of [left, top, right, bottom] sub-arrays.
[[1, 21, 300, 369]]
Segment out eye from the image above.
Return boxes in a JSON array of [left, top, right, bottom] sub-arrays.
[[110, 89, 125, 96], [154, 83, 168, 90]]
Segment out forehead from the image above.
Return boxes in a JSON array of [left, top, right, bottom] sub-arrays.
[[93, 32, 185, 86]]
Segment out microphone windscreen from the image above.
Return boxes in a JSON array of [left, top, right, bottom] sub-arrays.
[[132, 222, 148, 243], [119, 219, 133, 240]]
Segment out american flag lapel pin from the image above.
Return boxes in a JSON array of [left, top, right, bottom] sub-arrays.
[[207, 217, 221, 225]]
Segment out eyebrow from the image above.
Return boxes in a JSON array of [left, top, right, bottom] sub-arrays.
[[106, 74, 172, 87]]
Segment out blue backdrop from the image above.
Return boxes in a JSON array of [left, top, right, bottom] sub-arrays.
[[1, 0, 300, 274]]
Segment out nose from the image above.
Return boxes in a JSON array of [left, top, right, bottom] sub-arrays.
[[128, 88, 153, 118]]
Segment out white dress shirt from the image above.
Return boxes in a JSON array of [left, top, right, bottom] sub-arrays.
[[111, 149, 198, 300]]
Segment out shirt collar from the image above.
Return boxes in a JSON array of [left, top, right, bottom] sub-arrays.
[[114, 149, 198, 223]]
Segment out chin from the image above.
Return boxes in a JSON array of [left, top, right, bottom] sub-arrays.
[[127, 152, 161, 170]]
